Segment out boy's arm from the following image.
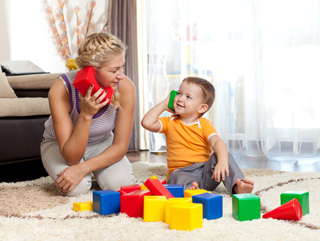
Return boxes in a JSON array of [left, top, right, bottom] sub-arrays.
[[209, 135, 230, 182], [141, 95, 172, 132]]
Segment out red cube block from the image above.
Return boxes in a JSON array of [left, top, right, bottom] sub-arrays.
[[120, 190, 151, 218], [73, 66, 114, 104], [120, 184, 141, 194]]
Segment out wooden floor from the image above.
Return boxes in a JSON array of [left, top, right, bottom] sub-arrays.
[[127, 151, 320, 172]]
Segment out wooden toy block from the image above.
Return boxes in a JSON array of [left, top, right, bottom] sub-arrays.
[[73, 66, 114, 104], [143, 196, 167, 222], [263, 198, 302, 221], [73, 201, 93, 212], [165, 197, 192, 224], [281, 191, 309, 215], [120, 190, 151, 218], [164, 184, 184, 197], [120, 184, 141, 193], [232, 193, 260, 221], [93, 190, 120, 215], [144, 178, 174, 199], [184, 189, 210, 197], [170, 203, 203, 231], [141, 175, 159, 190], [192, 193, 223, 220]]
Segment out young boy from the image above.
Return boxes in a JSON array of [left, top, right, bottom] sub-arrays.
[[141, 77, 254, 195]]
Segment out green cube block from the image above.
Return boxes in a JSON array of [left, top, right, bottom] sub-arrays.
[[232, 193, 260, 221], [281, 191, 309, 215]]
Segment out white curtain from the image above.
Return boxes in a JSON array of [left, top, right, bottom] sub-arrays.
[[141, 0, 320, 158]]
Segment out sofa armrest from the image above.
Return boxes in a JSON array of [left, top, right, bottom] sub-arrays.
[[7, 73, 61, 90], [7, 73, 61, 98]]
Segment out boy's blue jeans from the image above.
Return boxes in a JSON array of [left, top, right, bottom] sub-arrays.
[[167, 152, 244, 195]]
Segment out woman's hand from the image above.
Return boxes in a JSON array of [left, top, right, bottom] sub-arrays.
[[54, 164, 88, 193], [78, 85, 109, 117]]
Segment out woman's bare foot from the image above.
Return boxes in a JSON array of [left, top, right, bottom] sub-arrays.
[[234, 178, 254, 194], [187, 182, 199, 190]]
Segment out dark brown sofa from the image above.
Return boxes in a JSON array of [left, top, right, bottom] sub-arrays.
[[0, 71, 60, 182]]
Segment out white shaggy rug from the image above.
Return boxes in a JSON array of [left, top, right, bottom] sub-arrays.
[[0, 162, 320, 241]]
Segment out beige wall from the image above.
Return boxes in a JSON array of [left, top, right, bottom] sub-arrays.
[[0, 0, 109, 74]]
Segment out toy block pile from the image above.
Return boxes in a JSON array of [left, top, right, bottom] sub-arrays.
[[73, 175, 310, 229], [232, 191, 309, 222], [73, 175, 223, 231]]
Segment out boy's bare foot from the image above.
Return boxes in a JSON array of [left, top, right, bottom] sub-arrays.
[[187, 182, 199, 190], [234, 178, 254, 194]]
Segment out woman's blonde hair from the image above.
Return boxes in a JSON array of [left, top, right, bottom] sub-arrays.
[[75, 32, 127, 109]]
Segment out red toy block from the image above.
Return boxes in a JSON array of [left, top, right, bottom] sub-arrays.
[[73, 66, 114, 104], [144, 178, 174, 199], [120, 190, 151, 218], [118, 190, 127, 196], [262, 198, 302, 221], [161, 180, 167, 184], [120, 184, 141, 194]]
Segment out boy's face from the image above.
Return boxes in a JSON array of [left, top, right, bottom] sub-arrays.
[[174, 81, 208, 119]]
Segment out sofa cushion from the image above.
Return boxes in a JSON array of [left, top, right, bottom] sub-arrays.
[[0, 98, 50, 117], [7, 73, 60, 90], [0, 73, 17, 98]]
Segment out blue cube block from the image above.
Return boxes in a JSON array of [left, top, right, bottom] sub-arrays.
[[93, 190, 120, 215], [192, 193, 223, 220], [164, 184, 184, 197]]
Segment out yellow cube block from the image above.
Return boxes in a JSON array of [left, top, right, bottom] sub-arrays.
[[73, 201, 93, 212], [141, 175, 159, 190], [143, 196, 167, 222], [165, 197, 192, 224], [184, 189, 210, 197], [170, 203, 203, 231]]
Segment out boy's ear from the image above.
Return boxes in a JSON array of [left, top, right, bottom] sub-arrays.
[[198, 104, 209, 114]]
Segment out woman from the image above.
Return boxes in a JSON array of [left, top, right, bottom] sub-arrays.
[[41, 32, 136, 196]]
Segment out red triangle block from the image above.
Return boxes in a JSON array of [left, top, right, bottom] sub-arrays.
[[262, 198, 302, 221]]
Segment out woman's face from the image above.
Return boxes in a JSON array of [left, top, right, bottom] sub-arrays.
[[94, 52, 125, 90]]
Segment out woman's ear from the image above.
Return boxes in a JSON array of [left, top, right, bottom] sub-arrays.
[[198, 104, 209, 114]]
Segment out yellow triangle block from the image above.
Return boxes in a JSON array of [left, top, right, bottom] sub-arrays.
[[141, 175, 159, 190]]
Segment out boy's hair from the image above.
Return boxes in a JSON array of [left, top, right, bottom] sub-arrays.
[[75, 32, 126, 110], [182, 77, 215, 115]]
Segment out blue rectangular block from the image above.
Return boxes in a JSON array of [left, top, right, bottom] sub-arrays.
[[93, 190, 120, 215], [164, 184, 184, 197], [192, 193, 223, 220]]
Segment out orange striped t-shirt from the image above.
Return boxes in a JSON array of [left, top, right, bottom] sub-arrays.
[[159, 116, 217, 174]]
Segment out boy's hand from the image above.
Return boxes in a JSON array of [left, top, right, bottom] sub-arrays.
[[212, 160, 229, 182], [141, 91, 176, 132]]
